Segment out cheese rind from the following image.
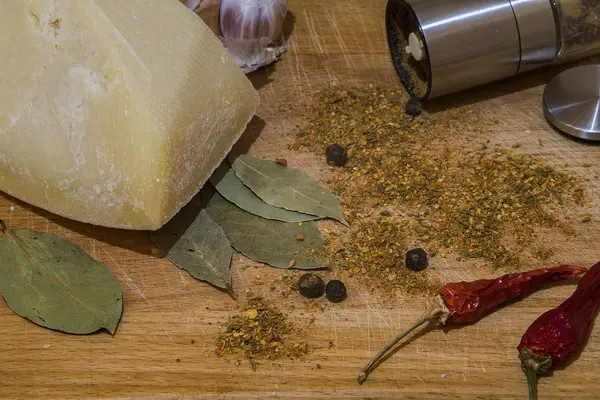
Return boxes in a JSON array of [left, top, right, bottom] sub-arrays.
[[0, 0, 259, 230]]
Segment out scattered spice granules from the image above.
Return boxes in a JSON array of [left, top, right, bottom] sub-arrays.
[[215, 298, 308, 360], [292, 85, 586, 293]]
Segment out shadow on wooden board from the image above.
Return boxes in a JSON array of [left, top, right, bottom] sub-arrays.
[[423, 55, 600, 113], [546, 124, 600, 146], [2, 188, 209, 260], [424, 65, 562, 113], [282, 10, 296, 41], [230, 116, 266, 159], [0, 193, 156, 256], [246, 11, 296, 91]]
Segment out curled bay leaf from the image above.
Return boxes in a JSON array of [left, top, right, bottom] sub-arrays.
[[230, 155, 349, 226], [210, 163, 318, 223], [151, 209, 233, 292], [0, 222, 123, 334], [205, 193, 327, 269]]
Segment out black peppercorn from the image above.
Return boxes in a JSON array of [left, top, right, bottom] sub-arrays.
[[405, 248, 428, 271], [325, 280, 347, 303], [405, 98, 423, 117], [325, 144, 348, 166], [298, 273, 325, 299]]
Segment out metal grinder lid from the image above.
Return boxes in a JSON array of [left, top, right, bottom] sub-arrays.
[[543, 64, 600, 141]]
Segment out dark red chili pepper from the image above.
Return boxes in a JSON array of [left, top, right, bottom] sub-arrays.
[[517, 261, 600, 400], [357, 265, 587, 384]]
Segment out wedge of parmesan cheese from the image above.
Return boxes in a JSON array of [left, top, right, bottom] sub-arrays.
[[0, 0, 259, 230]]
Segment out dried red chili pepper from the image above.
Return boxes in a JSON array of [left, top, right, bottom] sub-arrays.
[[357, 265, 587, 384], [517, 261, 600, 400]]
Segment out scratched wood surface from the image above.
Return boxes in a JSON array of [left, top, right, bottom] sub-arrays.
[[1, 1, 600, 399]]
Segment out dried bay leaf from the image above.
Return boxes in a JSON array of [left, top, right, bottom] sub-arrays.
[[152, 209, 233, 292], [205, 193, 327, 269], [230, 155, 349, 226], [210, 163, 318, 223], [0, 222, 122, 334]]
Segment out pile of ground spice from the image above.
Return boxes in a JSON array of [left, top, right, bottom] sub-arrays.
[[215, 298, 308, 360], [409, 149, 583, 266], [292, 85, 586, 294]]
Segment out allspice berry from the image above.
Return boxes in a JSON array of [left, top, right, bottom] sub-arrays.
[[325, 144, 348, 166], [405, 248, 428, 271], [325, 280, 347, 303], [405, 98, 423, 117], [298, 273, 325, 299]]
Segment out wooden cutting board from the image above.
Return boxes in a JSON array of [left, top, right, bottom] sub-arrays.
[[1, 1, 599, 399]]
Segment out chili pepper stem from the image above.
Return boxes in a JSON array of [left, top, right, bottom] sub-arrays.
[[357, 295, 450, 384], [519, 348, 553, 400]]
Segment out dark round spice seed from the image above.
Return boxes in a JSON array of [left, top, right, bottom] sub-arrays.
[[298, 273, 325, 299], [325, 144, 348, 166], [405, 248, 428, 271], [325, 280, 347, 303], [405, 98, 423, 117]]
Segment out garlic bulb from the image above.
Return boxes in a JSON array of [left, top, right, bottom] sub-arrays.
[[183, 0, 288, 74], [220, 0, 286, 42]]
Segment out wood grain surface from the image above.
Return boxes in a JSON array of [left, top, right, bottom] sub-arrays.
[[1, 1, 600, 399]]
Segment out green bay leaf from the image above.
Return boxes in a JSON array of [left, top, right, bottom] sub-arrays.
[[205, 193, 327, 269], [210, 163, 319, 223], [0, 224, 123, 334], [230, 155, 349, 226], [152, 209, 233, 292]]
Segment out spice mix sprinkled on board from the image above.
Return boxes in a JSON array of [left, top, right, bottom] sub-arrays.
[[215, 298, 308, 360], [332, 217, 437, 294], [292, 85, 586, 294]]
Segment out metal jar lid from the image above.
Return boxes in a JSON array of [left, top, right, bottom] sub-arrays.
[[543, 64, 600, 141]]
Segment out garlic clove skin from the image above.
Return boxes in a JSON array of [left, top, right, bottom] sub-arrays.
[[220, 35, 287, 74]]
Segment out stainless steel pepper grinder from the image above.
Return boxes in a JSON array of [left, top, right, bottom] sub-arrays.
[[386, 0, 600, 99], [385, 0, 600, 139]]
